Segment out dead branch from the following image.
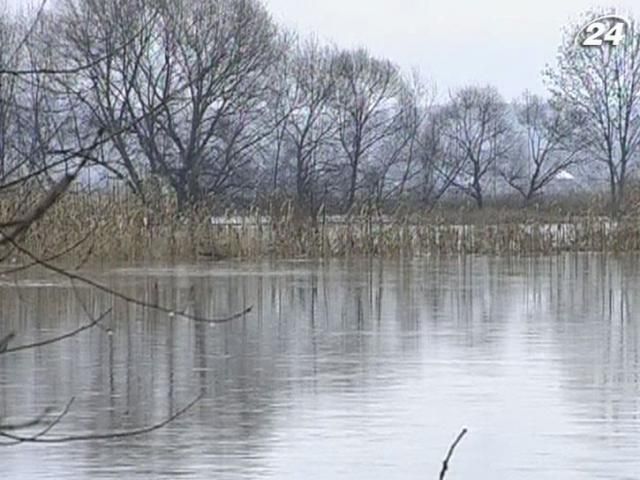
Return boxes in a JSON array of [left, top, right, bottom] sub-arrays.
[[0, 406, 57, 432], [7, 239, 252, 324], [0, 309, 112, 355], [189, 306, 254, 324], [0, 170, 80, 245], [0, 398, 75, 447], [0, 156, 81, 193], [0, 224, 97, 276], [0, 393, 204, 444], [0, 332, 16, 353], [439, 428, 468, 480]]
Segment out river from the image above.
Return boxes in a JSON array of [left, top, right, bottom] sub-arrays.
[[1, 255, 639, 479]]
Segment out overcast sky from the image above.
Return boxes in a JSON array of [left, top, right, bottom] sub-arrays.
[[3, 0, 639, 99], [264, 0, 639, 99]]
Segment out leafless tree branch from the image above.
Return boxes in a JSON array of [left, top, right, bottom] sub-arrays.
[[0, 406, 57, 432], [0, 393, 204, 444], [6, 239, 252, 324], [0, 308, 112, 355], [0, 398, 75, 446]]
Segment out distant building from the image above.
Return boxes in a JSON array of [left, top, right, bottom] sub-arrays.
[[546, 169, 582, 196]]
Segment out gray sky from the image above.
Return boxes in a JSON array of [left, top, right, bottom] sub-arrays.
[[264, 0, 639, 99], [4, 0, 639, 99]]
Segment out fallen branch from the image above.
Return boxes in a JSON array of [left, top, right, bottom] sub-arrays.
[[439, 428, 468, 480]]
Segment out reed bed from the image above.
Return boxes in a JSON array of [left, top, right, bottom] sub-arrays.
[[3, 191, 640, 262]]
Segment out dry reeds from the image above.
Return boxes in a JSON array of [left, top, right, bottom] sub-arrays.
[[3, 189, 640, 262]]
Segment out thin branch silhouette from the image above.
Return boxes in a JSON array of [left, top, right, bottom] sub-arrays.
[[0, 2, 221, 449], [7, 239, 252, 324], [0, 333, 16, 353], [439, 428, 468, 480], [0, 162, 87, 246], [0, 406, 56, 431], [1, 309, 112, 355], [0, 398, 75, 447], [0, 225, 97, 276], [0, 394, 204, 444], [4, 0, 48, 68], [0, 13, 158, 78]]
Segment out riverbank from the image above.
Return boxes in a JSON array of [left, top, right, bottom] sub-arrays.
[[4, 192, 640, 262]]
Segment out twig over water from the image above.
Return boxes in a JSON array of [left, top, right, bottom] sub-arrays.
[[439, 428, 468, 480], [1, 309, 112, 355], [0, 394, 204, 444]]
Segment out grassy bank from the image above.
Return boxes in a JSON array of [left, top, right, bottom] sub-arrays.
[[3, 190, 640, 262]]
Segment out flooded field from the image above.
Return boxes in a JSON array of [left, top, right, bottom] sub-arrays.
[[1, 255, 640, 479]]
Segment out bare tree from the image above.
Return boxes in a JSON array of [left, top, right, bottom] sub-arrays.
[[0, 15, 20, 182], [358, 72, 430, 212], [441, 85, 511, 209], [254, 30, 296, 198], [279, 38, 336, 215], [60, 0, 280, 209], [52, 0, 160, 199], [0, 3, 250, 446], [501, 92, 583, 204], [331, 48, 403, 211], [412, 104, 468, 208], [545, 11, 640, 215]]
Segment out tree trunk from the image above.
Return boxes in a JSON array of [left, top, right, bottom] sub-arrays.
[[346, 160, 358, 212]]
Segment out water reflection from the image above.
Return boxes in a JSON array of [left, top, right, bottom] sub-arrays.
[[1, 255, 640, 479]]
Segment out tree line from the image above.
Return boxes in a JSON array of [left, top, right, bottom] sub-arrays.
[[1, 1, 640, 216], [0, 0, 638, 451]]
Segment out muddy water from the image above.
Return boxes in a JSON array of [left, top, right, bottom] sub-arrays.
[[1, 255, 640, 479]]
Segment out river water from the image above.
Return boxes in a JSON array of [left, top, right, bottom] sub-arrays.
[[1, 255, 640, 479]]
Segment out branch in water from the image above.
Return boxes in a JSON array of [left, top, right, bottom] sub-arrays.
[[439, 428, 468, 480]]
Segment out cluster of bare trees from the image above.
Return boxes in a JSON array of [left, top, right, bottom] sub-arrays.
[[545, 13, 640, 215], [0, 0, 259, 445], [2, 2, 640, 219], [2, 0, 639, 456]]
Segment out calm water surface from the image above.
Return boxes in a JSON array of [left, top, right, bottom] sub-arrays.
[[1, 255, 640, 479]]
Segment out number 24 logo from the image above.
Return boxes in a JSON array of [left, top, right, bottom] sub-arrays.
[[580, 15, 629, 47]]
